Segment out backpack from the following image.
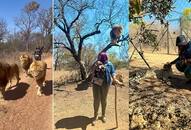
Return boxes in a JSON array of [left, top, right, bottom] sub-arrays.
[[92, 61, 106, 86]]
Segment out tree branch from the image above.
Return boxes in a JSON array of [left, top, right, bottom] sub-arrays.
[[54, 18, 77, 56], [69, 2, 92, 28], [58, 0, 69, 31], [54, 18, 67, 33], [54, 42, 73, 53], [78, 30, 101, 59], [69, 10, 82, 28], [82, 30, 101, 40]]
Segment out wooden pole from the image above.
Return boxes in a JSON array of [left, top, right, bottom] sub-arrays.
[[167, 22, 170, 54], [114, 84, 118, 128], [180, 17, 182, 35], [130, 39, 151, 69]]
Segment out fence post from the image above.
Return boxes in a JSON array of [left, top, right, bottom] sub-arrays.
[[167, 22, 170, 54], [180, 17, 182, 35]]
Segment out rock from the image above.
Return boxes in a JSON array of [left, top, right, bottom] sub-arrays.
[[132, 114, 147, 129]]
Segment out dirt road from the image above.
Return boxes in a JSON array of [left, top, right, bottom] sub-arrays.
[[0, 56, 52, 130], [54, 69, 129, 130]]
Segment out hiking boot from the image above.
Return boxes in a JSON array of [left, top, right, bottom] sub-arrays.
[[101, 116, 106, 123], [92, 115, 98, 126], [93, 115, 98, 120]]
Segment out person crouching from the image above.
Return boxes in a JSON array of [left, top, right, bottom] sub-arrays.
[[164, 35, 191, 83]]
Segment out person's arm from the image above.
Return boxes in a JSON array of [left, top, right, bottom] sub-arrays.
[[169, 57, 180, 65], [110, 63, 124, 86]]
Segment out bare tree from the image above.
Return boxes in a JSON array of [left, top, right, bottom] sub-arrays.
[[37, 7, 52, 52], [15, 1, 40, 51], [37, 8, 52, 36], [54, 0, 127, 80], [0, 18, 8, 42]]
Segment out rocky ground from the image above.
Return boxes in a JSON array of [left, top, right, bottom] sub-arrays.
[[129, 52, 191, 130]]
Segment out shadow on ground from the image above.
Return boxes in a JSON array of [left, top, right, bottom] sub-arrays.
[[42, 80, 52, 96], [155, 69, 191, 91], [75, 80, 90, 91], [4, 82, 30, 100], [55, 116, 93, 130]]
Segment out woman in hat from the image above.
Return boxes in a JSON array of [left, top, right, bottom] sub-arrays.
[[92, 52, 123, 124]]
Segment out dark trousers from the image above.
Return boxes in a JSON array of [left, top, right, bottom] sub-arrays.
[[176, 60, 191, 79], [93, 84, 109, 117]]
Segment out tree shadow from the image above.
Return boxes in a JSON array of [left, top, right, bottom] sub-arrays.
[[155, 69, 191, 91], [4, 82, 30, 100], [75, 80, 90, 91], [55, 116, 93, 130], [42, 80, 52, 96]]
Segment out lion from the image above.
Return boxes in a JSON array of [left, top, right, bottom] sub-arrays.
[[19, 54, 47, 96], [0, 62, 20, 99], [0, 62, 10, 99], [162, 63, 173, 81], [19, 54, 33, 76], [8, 63, 21, 88], [110, 25, 123, 44], [28, 60, 47, 96]]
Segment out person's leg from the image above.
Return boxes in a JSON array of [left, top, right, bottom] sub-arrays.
[[176, 60, 187, 72], [92, 85, 101, 119], [100, 85, 109, 122], [184, 65, 191, 82]]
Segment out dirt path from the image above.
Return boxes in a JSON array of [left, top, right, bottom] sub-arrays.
[[0, 56, 52, 130], [54, 69, 129, 130]]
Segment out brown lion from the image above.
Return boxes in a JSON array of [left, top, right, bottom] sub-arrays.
[[0, 62, 21, 99], [110, 25, 123, 44], [19, 54, 33, 76], [28, 61, 47, 96], [0, 62, 10, 99], [8, 63, 21, 88], [19, 54, 47, 96]]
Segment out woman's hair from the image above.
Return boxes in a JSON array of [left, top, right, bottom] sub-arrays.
[[98, 52, 108, 64]]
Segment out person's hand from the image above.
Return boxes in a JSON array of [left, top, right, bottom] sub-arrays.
[[113, 79, 125, 87], [163, 62, 172, 70]]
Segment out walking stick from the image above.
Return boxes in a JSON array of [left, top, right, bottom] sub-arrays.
[[114, 84, 118, 128]]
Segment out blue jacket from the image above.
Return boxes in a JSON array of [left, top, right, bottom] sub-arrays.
[[104, 61, 116, 85]]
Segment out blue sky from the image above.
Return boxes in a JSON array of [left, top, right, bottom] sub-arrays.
[[0, 0, 51, 31], [54, 0, 128, 60]]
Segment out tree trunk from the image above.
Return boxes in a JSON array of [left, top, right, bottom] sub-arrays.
[[79, 61, 87, 80], [54, 57, 59, 71], [54, 49, 59, 71]]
